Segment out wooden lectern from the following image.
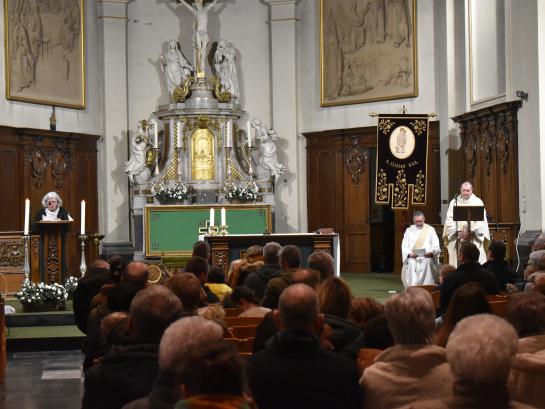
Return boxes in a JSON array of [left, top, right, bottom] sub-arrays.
[[35, 220, 71, 283]]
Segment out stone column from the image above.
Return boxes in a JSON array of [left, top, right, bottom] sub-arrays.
[[264, 0, 305, 233], [97, 1, 133, 257]]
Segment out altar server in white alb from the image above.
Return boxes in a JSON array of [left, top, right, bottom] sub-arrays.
[[401, 211, 441, 288], [443, 181, 490, 266]]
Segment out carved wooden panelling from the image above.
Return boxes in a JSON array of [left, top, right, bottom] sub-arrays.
[[452, 101, 521, 225], [305, 123, 441, 273], [0, 126, 100, 279]]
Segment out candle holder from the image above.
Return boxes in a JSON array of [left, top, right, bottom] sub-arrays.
[[153, 147, 160, 177], [79, 234, 88, 277], [219, 225, 229, 236], [22, 234, 30, 283], [208, 226, 219, 236], [176, 147, 183, 181], [246, 145, 255, 178]]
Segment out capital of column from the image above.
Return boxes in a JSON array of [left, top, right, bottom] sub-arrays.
[[264, 0, 300, 21], [98, 0, 129, 20]]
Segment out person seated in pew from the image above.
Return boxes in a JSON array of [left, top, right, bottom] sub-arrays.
[[434, 283, 492, 347], [243, 242, 282, 301], [482, 240, 519, 291], [439, 241, 500, 314], [206, 267, 232, 302], [230, 287, 271, 318]]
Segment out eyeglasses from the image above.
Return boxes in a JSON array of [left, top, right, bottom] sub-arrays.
[[47, 201, 57, 205]]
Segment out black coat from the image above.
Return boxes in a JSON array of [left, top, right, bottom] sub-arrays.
[[482, 259, 518, 290], [243, 263, 281, 300], [82, 334, 161, 409], [439, 262, 500, 313], [247, 331, 361, 409], [72, 269, 113, 333]]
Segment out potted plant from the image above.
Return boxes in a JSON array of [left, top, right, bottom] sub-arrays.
[[223, 181, 258, 203], [152, 181, 190, 204], [15, 281, 68, 312]]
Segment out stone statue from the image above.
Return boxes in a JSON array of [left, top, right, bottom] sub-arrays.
[[125, 120, 152, 184], [213, 39, 239, 99], [179, 0, 220, 77], [252, 118, 287, 182], [160, 40, 193, 102]]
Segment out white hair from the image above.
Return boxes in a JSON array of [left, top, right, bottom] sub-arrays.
[[159, 316, 223, 372], [460, 181, 473, 189], [41, 191, 63, 208], [385, 287, 436, 344], [447, 314, 518, 383]]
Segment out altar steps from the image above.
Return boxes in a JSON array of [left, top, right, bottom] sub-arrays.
[[4, 299, 84, 352]]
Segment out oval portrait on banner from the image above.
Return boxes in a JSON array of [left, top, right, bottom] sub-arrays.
[[389, 126, 415, 160]]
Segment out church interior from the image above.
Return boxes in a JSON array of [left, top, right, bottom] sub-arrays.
[[2, 0, 545, 408]]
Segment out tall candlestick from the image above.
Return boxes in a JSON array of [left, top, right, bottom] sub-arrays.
[[247, 120, 252, 148], [23, 198, 30, 235], [209, 208, 215, 227], [221, 207, 226, 226], [177, 120, 182, 149], [81, 200, 86, 235]]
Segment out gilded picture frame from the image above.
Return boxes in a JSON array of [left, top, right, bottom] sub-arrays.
[[4, 0, 85, 109], [320, 0, 418, 107]]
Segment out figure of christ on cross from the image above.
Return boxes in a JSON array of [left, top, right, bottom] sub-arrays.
[[179, 0, 220, 78]]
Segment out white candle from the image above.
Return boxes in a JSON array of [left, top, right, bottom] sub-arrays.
[[177, 120, 182, 149], [221, 207, 226, 226], [247, 120, 252, 148], [150, 119, 158, 148], [226, 120, 233, 148], [23, 198, 30, 235], [80, 200, 86, 235], [209, 207, 215, 227]]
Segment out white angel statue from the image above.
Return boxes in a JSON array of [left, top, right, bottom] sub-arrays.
[[214, 39, 239, 99], [125, 120, 152, 184], [160, 40, 193, 102], [252, 118, 287, 182]]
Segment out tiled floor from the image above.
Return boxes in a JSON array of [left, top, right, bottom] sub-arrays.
[[0, 350, 83, 409]]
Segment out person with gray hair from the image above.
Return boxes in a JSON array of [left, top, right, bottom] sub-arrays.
[[524, 249, 545, 290], [360, 287, 453, 409], [83, 285, 183, 409], [442, 181, 490, 266], [247, 284, 361, 409], [401, 211, 441, 288], [262, 244, 302, 308], [35, 191, 73, 222], [308, 250, 335, 282], [122, 316, 223, 409], [243, 241, 282, 300]]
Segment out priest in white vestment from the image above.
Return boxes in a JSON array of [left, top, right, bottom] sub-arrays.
[[442, 181, 490, 267], [401, 211, 441, 288]]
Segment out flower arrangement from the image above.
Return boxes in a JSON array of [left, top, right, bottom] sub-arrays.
[[64, 276, 79, 298], [15, 281, 68, 311], [152, 181, 190, 203], [223, 181, 258, 202]]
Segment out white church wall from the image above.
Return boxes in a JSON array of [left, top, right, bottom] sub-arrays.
[[0, 1, 103, 134], [507, 0, 543, 231], [467, 0, 506, 107]]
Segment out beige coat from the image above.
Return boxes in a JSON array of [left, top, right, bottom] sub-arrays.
[[509, 349, 545, 408], [517, 334, 545, 354], [360, 344, 453, 409]]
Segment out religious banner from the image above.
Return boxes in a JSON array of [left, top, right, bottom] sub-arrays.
[[375, 114, 429, 209]]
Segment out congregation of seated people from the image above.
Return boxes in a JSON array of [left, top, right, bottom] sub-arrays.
[[73, 236, 545, 409]]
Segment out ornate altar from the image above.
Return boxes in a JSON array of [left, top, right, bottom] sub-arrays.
[[126, 1, 287, 260]]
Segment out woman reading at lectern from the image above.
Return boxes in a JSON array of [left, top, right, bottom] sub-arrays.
[[35, 191, 73, 222], [34, 191, 73, 282]]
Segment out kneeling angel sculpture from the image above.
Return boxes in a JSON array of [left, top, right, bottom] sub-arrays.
[[252, 118, 287, 182]]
